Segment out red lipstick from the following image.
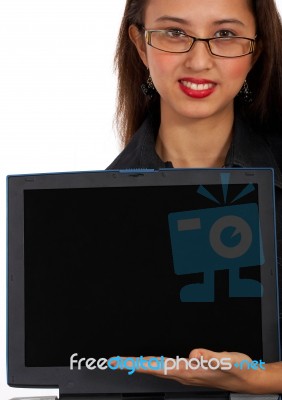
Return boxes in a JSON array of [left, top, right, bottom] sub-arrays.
[[179, 78, 216, 99]]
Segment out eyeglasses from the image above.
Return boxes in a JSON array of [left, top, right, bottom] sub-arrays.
[[144, 29, 256, 58]]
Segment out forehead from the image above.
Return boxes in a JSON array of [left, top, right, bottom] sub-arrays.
[[144, 0, 255, 26]]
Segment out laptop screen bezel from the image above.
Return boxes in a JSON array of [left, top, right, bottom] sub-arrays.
[[7, 168, 280, 395]]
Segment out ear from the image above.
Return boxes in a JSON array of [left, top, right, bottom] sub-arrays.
[[128, 24, 148, 67], [250, 39, 262, 68]]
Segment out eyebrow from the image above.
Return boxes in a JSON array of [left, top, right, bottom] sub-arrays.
[[213, 19, 245, 27], [155, 16, 190, 24], [154, 16, 245, 27]]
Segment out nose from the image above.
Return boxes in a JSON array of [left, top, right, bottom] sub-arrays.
[[184, 40, 214, 71]]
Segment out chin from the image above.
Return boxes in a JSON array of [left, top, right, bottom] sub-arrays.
[[178, 102, 233, 121]]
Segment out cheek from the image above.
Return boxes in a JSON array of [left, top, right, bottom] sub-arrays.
[[147, 51, 179, 76], [220, 58, 253, 82]]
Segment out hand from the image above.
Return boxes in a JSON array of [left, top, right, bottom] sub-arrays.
[[117, 349, 267, 394]]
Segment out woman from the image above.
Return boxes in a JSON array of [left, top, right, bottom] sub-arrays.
[[107, 0, 282, 394]]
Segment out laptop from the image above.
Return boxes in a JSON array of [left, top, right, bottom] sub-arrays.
[[6, 168, 281, 400]]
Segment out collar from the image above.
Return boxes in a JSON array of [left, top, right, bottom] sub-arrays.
[[110, 111, 282, 189]]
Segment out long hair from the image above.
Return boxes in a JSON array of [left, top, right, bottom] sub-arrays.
[[246, 0, 282, 133], [113, 0, 150, 147], [114, 0, 282, 147]]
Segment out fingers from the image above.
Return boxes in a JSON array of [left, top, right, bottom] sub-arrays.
[[108, 355, 208, 379], [108, 355, 192, 378], [108, 355, 166, 376], [106, 352, 258, 393], [107, 350, 247, 381]]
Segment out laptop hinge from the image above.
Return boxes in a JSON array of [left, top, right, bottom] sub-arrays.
[[230, 394, 280, 400], [165, 392, 229, 400], [59, 393, 225, 400], [59, 393, 281, 400], [59, 396, 162, 400], [123, 394, 164, 400], [59, 395, 163, 400], [59, 396, 121, 400]]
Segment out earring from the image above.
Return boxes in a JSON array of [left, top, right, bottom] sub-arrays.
[[141, 74, 156, 99], [238, 80, 253, 104]]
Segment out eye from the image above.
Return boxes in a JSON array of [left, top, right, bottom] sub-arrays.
[[214, 30, 236, 38], [165, 29, 187, 38]]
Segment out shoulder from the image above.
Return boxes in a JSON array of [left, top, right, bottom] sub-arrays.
[[106, 113, 165, 170], [265, 132, 282, 171], [106, 118, 151, 170], [233, 112, 282, 183]]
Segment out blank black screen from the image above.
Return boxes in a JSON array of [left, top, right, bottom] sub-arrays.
[[24, 184, 262, 367]]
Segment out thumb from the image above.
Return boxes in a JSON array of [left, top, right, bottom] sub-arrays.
[[189, 348, 223, 360]]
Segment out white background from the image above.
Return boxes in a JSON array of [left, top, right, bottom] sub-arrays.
[[0, 1, 281, 398]]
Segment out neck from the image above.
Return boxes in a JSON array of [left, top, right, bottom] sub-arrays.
[[156, 107, 234, 168]]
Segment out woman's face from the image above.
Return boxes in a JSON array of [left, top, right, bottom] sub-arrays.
[[131, 0, 257, 122]]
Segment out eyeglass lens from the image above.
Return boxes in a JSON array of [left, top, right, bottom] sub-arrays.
[[148, 31, 253, 57]]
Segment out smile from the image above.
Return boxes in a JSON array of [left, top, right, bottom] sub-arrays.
[[179, 79, 216, 99], [180, 81, 215, 91]]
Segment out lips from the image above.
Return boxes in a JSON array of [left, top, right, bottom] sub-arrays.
[[179, 78, 217, 99]]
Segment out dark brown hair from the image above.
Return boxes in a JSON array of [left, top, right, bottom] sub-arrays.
[[114, 0, 282, 146]]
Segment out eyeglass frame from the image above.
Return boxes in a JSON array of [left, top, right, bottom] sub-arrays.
[[143, 28, 257, 58]]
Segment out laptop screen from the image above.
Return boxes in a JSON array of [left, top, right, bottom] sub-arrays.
[[7, 168, 280, 396]]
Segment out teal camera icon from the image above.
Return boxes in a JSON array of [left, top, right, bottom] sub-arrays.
[[168, 203, 264, 302]]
